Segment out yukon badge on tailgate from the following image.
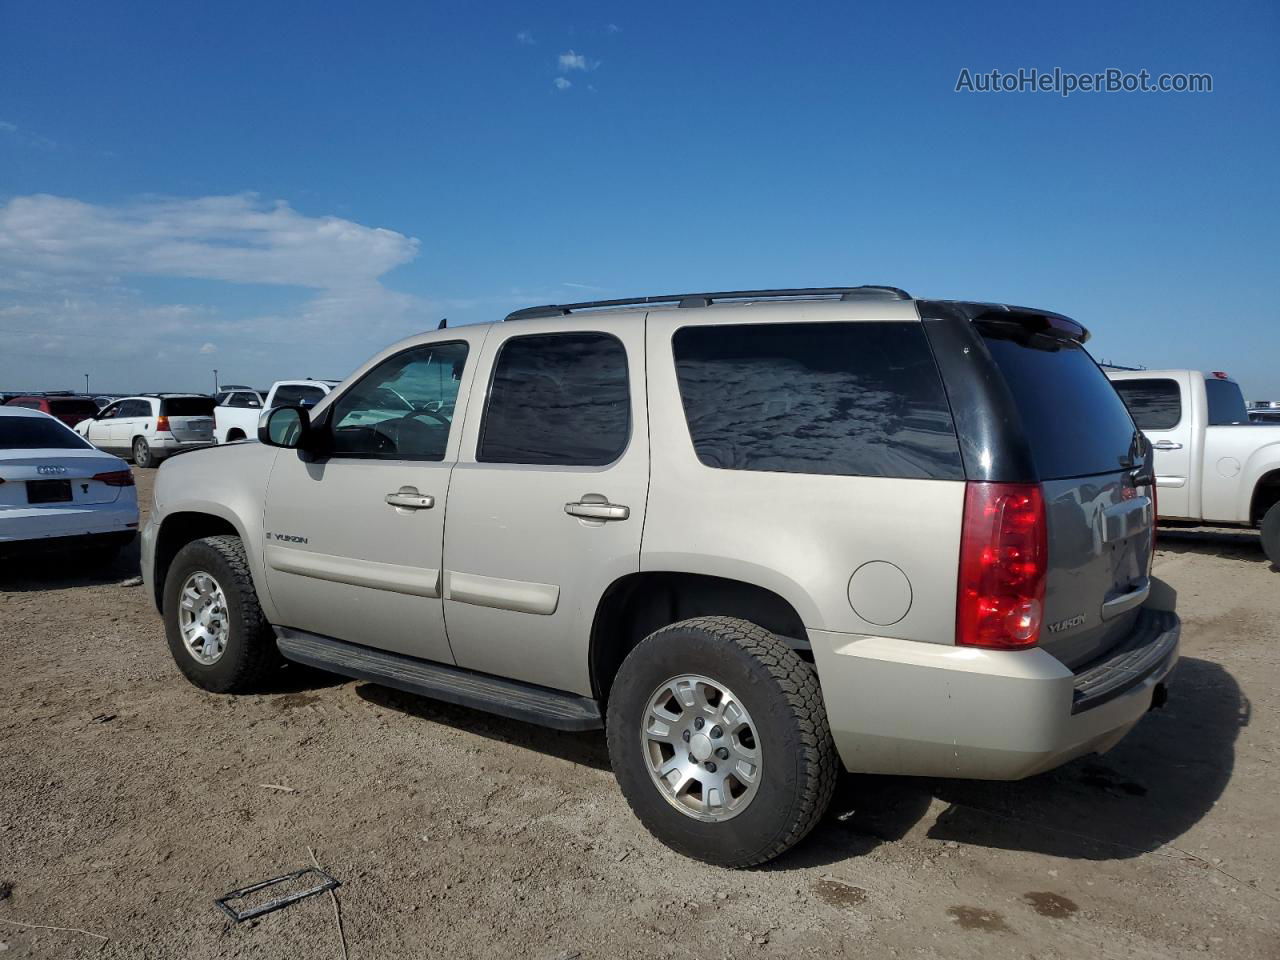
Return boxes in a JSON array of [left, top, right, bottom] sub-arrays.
[[1047, 613, 1087, 634]]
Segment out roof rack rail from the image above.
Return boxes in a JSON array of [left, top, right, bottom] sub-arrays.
[[504, 285, 911, 321]]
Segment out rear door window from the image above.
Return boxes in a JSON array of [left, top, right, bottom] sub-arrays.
[[1204, 378, 1248, 425], [1112, 378, 1182, 430], [671, 321, 963, 480], [477, 333, 630, 466], [980, 328, 1139, 479]]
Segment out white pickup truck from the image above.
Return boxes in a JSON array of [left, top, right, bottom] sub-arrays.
[[213, 380, 339, 445], [1107, 369, 1280, 563]]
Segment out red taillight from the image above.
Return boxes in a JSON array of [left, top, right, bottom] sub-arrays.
[[957, 482, 1047, 650], [92, 470, 135, 487], [156, 415, 171, 433]]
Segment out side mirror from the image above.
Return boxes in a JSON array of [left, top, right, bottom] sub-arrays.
[[259, 405, 312, 449]]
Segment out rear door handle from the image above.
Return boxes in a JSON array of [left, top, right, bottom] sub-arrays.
[[385, 486, 434, 510], [565, 496, 630, 522], [1152, 440, 1183, 450]]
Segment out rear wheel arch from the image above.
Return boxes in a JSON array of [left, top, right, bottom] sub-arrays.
[[153, 512, 242, 610], [588, 571, 810, 701], [226, 428, 246, 442], [1249, 468, 1280, 525]]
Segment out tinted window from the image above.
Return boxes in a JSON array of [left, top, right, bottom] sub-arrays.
[[49, 398, 99, 417], [122, 399, 154, 418], [1205, 378, 1248, 425], [273, 384, 327, 408], [161, 397, 214, 417], [672, 322, 963, 480], [228, 392, 261, 408], [1112, 379, 1182, 430], [478, 333, 630, 466], [0, 416, 91, 449], [981, 328, 1139, 479], [331, 342, 468, 459]]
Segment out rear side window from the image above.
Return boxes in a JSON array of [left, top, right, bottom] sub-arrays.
[[1112, 378, 1182, 430], [1204, 378, 1248, 425], [0, 416, 91, 449], [478, 332, 630, 466], [123, 399, 154, 417], [49, 398, 98, 417], [672, 322, 963, 480], [981, 328, 1139, 479], [273, 384, 327, 408], [160, 397, 214, 416]]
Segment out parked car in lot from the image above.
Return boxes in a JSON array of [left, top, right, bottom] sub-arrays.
[[1107, 370, 1280, 564], [141, 286, 1178, 867], [4, 393, 101, 428], [76, 394, 215, 467], [0, 406, 138, 562], [214, 380, 338, 444]]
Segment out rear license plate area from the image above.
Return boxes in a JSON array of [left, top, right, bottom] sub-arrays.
[[27, 479, 73, 504]]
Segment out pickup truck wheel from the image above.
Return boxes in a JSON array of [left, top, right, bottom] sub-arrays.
[[132, 437, 154, 468], [606, 616, 837, 868], [163, 535, 281, 693], [1262, 502, 1280, 566]]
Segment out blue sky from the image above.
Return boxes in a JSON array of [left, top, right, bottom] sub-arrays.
[[1, 0, 1277, 397]]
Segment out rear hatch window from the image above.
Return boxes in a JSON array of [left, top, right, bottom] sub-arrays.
[[48, 398, 100, 418], [979, 326, 1140, 480], [160, 397, 215, 417]]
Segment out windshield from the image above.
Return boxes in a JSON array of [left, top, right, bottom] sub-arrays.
[[980, 326, 1140, 479], [0, 416, 93, 449], [1204, 378, 1249, 425]]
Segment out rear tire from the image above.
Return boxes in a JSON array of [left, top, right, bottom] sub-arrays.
[[606, 616, 838, 868], [132, 437, 154, 468], [1262, 502, 1280, 567], [163, 535, 281, 693]]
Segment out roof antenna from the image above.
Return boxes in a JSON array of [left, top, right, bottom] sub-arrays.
[[437, 317, 448, 330]]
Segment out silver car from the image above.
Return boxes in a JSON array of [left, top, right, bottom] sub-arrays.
[[140, 286, 1179, 867]]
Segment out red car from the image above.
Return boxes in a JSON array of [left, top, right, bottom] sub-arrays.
[[4, 394, 101, 428]]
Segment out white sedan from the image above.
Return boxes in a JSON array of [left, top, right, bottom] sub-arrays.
[[0, 406, 139, 563]]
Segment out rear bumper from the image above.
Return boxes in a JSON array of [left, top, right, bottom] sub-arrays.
[[810, 605, 1180, 780], [0, 500, 139, 547]]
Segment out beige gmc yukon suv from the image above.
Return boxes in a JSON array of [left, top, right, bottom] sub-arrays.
[[141, 286, 1181, 867]]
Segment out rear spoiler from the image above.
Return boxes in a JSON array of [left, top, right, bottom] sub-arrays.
[[919, 301, 1090, 345]]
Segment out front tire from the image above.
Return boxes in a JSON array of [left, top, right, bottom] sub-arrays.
[[606, 616, 838, 868], [1262, 502, 1280, 566], [132, 437, 154, 468], [163, 535, 280, 692]]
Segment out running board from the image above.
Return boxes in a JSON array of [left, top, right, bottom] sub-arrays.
[[274, 627, 603, 732]]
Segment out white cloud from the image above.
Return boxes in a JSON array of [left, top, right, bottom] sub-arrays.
[[516, 30, 534, 45], [0, 193, 417, 289], [606, 23, 621, 34], [0, 120, 16, 133], [553, 77, 572, 91], [558, 50, 589, 72], [0, 193, 429, 388]]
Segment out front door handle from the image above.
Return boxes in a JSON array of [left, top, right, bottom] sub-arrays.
[[1152, 440, 1183, 450], [565, 494, 630, 522], [385, 486, 435, 510]]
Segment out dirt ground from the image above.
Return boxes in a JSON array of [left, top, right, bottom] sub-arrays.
[[1, 468, 1277, 959]]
